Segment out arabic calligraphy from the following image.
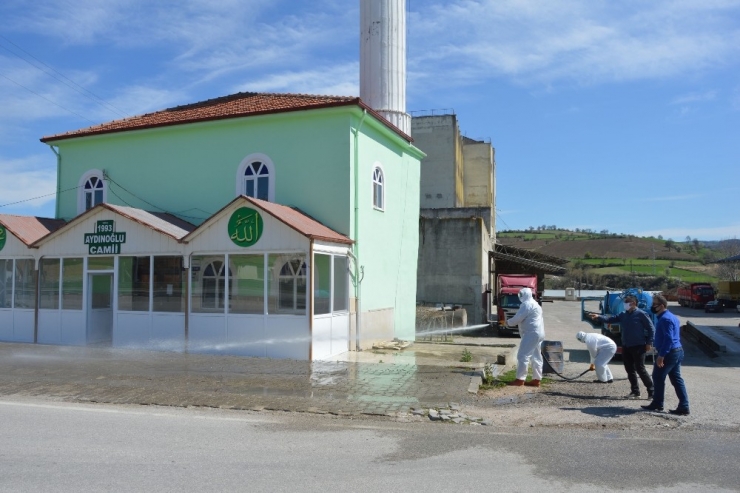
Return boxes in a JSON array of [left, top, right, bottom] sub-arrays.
[[228, 207, 263, 247]]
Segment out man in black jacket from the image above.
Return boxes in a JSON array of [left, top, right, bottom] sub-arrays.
[[589, 294, 655, 399]]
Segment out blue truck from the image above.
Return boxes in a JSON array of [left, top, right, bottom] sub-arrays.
[[580, 287, 657, 355]]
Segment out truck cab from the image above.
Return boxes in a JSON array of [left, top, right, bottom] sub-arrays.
[[496, 274, 539, 336]]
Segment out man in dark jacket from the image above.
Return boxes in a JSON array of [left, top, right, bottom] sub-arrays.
[[589, 294, 655, 399]]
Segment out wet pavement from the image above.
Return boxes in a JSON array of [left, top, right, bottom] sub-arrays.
[[1, 301, 735, 420], [0, 339, 514, 417]]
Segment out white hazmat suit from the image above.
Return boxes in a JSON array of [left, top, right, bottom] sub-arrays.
[[507, 288, 545, 382], [577, 331, 617, 382]]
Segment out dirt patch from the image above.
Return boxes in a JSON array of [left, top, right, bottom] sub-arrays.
[[463, 378, 691, 430]]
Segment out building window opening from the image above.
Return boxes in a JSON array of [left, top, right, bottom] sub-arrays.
[[244, 161, 270, 201], [84, 176, 104, 210], [268, 255, 306, 315], [372, 167, 384, 210], [0, 259, 12, 308], [202, 260, 229, 311]]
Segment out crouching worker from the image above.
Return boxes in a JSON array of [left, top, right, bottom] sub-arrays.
[[576, 331, 617, 383], [506, 288, 545, 387]]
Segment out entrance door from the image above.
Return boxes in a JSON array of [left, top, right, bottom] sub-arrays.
[[87, 273, 113, 345]]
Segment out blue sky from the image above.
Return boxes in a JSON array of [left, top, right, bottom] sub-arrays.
[[1, 0, 738, 241]]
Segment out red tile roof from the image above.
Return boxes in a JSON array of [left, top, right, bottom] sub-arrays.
[[244, 197, 353, 245], [0, 214, 66, 246], [40, 92, 411, 143]]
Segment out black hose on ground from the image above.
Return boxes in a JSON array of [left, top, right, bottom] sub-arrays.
[[542, 361, 592, 381]]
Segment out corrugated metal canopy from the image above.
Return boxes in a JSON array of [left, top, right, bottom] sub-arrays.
[[491, 244, 568, 275]]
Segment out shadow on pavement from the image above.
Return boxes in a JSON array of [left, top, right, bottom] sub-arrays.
[[560, 405, 642, 418]]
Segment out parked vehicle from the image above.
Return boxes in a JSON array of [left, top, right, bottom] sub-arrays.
[[704, 300, 724, 313], [716, 281, 740, 308], [580, 287, 657, 354], [495, 274, 538, 336], [677, 282, 715, 309]]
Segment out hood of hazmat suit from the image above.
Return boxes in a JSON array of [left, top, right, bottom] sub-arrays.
[[577, 331, 587, 342], [506, 287, 545, 336]]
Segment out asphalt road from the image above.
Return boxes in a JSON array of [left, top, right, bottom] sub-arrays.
[[1, 396, 738, 492]]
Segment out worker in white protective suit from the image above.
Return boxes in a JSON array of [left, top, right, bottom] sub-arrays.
[[506, 287, 545, 387], [576, 331, 617, 383]]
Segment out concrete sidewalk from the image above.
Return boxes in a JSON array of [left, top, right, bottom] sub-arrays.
[[0, 340, 513, 417]]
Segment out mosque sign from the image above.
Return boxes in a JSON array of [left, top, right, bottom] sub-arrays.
[[228, 207, 263, 247], [84, 220, 126, 255], [0, 225, 6, 251]]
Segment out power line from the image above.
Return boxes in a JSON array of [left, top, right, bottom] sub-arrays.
[[0, 185, 80, 208], [0, 35, 130, 119], [0, 71, 97, 124]]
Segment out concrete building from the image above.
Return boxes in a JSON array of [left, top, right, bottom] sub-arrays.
[[413, 114, 495, 324], [413, 113, 565, 327]]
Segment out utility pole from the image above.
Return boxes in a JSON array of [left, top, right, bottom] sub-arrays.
[[652, 245, 656, 275]]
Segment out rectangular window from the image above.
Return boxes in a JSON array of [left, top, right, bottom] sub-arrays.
[[257, 177, 269, 200], [0, 259, 12, 308], [333, 256, 349, 312], [267, 254, 306, 315], [39, 258, 61, 309], [314, 254, 331, 315], [62, 258, 83, 310], [230, 254, 264, 314], [13, 259, 36, 309], [118, 256, 150, 312], [191, 255, 226, 313], [153, 256, 184, 313], [88, 256, 114, 270]]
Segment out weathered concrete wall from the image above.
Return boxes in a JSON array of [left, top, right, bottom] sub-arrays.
[[462, 139, 493, 208], [420, 207, 493, 237], [416, 216, 492, 325], [411, 115, 463, 209]]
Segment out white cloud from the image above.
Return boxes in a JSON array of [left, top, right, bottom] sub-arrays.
[[670, 91, 717, 105], [233, 63, 358, 96], [0, 154, 57, 210], [408, 0, 740, 89]]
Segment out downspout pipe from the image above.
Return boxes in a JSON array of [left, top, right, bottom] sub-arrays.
[[48, 145, 61, 219], [353, 109, 367, 351]]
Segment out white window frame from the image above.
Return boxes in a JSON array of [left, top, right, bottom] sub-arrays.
[[235, 153, 275, 201], [372, 163, 385, 211], [77, 169, 107, 214]]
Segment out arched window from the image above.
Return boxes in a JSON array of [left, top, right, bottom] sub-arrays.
[[201, 260, 231, 310], [372, 166, 384, 210], [278, 259, 306, 312], [78, 170, 106, 214], [236, 153, 275, 201]]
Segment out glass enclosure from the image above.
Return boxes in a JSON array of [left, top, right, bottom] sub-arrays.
[[62, 258, 83, 310], [39, 258, 60, 309], [229, 254, 264, 314], [13, 259, 36, 309]]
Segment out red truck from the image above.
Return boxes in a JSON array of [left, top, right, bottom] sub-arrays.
[[496, 274, 539, 336], [677, 282, 715, 309]]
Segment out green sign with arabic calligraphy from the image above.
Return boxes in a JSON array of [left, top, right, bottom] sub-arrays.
[[228, 207, 263, 247], [0, 225, 6, 251]]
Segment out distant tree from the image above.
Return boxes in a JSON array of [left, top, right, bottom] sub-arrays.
[[675, 245, 682, 253], [693, 238, 701, 251], [584, 252, 592, 259], [601, 229, 609, 234], [665, 238, 674, 251], [715, 237, 740, 281], [658, 235, 663, 240], [685, 235, 692, 244], [575, 228, 581, 233]]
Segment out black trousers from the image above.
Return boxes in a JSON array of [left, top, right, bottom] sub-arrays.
[[622, 345, 653, 393]]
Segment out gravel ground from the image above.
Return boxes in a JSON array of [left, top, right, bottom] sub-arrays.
[[457, 301, 740, 432]]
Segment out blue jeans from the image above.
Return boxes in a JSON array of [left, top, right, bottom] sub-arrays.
[[652, 349, 689, 410]]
